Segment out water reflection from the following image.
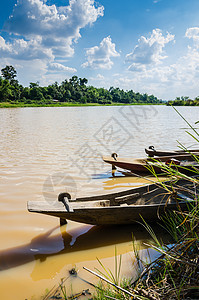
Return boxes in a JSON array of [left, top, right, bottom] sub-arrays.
[[1, 106, 198, 298], [0, 222, 172, 273]]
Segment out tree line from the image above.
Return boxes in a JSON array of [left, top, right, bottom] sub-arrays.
[[167, 96, 199, 106], [0, 65, 160, 105]]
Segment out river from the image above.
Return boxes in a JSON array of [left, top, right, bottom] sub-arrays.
[[0, 105, 198, 299]]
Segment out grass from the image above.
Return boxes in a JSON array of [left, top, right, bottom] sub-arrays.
[[132, 202, 199, 299], [86, 110, 199, 299], [39, 108, 199, 299], [0, 101, 104, 108], [0, 101, 164, 108], [40, 181, 198, 299], [93, 109, 199, 299], [44, 190, 198, 299], [87, 180, 198, 300]]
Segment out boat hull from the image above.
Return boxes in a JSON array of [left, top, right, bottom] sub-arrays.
[[103, 155, 199, 174], [28, 178, 196, 226], [103, 156, 161, 173], [28, 202, 191, 225], [145, 148, 199, 157]]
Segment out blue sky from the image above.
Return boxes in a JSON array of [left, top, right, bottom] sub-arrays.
[[1, 0, 199, 100]]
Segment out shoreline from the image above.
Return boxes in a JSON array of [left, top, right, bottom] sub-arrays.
[[0, 102, 164, 108]]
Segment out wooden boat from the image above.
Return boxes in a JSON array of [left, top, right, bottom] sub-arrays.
[[103, 153, 199, 174], [145, 145, 199, 157], [27, 178, 196, 225]]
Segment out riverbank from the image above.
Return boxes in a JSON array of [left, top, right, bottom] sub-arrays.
[[1, 105, 198, 300], [92, 146, 199, 299], [41, 197, 199, 300], [0, 101, 164, 108], [93, 201, 199, 299], [45, 178, 199, 300]]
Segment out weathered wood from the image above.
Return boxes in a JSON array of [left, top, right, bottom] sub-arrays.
[[27, 178, 197, 226], [74, 181, 159, 202], [145, 147, 199, 157], [28, 199, 110, 212], [115, 193, 140, 204], [27, 201, 192, 225], [103, 154, 199, 174]]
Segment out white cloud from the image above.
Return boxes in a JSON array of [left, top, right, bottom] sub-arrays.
[[0, 36, 12, 52], [185, 27, 199, 47], [96, 73, 105, 80], [126, 29, 174, 71], [95, 27, 199, 100], [82, 36, 120, 69], [0, 35, 54, 60], [117, 40, 199, 100], [89, 73, 105, 81], [126, 63, 146, 72], [4, 0, 104, 57], [48, 62, 76, 72], [1, 0, 104, 85]]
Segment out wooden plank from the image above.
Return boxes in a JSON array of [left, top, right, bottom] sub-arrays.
[[114, 193, 140, 204], [28, 199, 110, 212], [27, 201, 191, 225]]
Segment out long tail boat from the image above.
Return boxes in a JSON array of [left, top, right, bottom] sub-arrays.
[[27, 178, 197, 226], [103, 153, 199, 174], [145, 145, 199, 157]]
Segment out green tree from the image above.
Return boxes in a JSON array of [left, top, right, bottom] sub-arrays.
[[1, 65, 17, 84], [29, 82, 45, 101], [109, 87, 121, 102], [0, 78, 12, 101], [87, 86, 99, 103], [47, 82, 63, 100], [29, 82, 39, 89], [21, 87, 30, 100], [0, 65, 162, 105], [79, 78, 88, 87], [11, 83, 23, 101]]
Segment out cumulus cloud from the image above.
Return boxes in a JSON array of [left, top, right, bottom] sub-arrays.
[[116, 31, 199, 100], [89, 73, 105, 82], [85, 27, 199, 100], [0, 35, 53, 60], [82, 36, 120, 69], [1, 0, 104, 84], [48, 62, 76, 72], [4, 0, 104, 57], [185, 27, 199, 47], [0, 36, 12, 52], [126, 29, 174, 71], [96, 73, 105, 80]]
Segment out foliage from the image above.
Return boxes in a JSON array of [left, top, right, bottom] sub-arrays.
[[91, 109, 199, 299], [90, 175, 199, 299], [0, 65, 160, 105], [1, 65, 17, 84], [95, 247, 122, 287], [167, 96, 199, 106], [132, 201, 199, 299], [36, 109, 198, 300]]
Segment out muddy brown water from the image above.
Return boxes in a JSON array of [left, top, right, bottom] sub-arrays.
[[0, 105, 198, 299]]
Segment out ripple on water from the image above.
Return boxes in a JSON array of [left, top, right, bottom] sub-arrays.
[[0, 106, 198, 299]]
